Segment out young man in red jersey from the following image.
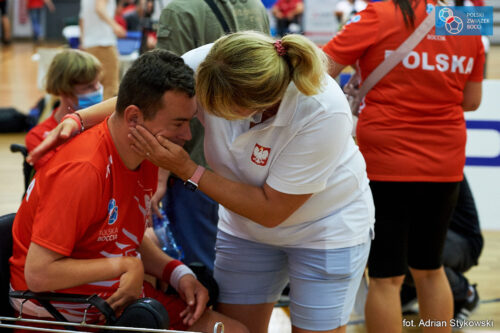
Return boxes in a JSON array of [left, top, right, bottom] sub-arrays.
[[9, 49, 247, 333]]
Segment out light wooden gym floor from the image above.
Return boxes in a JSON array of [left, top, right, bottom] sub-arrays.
[[1, 41, 499, 332]]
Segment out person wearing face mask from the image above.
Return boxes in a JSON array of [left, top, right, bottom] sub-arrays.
[[25, 49, 103, 171]]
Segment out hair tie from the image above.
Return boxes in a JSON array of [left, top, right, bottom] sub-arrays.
[[274, 40, 286, 56]]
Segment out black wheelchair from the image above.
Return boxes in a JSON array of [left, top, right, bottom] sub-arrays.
[[0, 213, 224, 333]]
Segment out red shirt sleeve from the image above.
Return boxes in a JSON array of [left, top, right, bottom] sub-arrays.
[[467, 37, 485, 82], [31, 162, 103, 256], [322, 3, 380, 66]]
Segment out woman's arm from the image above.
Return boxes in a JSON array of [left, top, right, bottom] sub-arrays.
[[26, 98, 117, 164], [130, 126, 312, 228], [79, 96, 117, 128], [95, 0, 126, 38], [326, 54, 347, 79], [462, 81, 482, 111]]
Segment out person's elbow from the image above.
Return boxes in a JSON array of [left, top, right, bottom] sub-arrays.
[[462, 103, 481, 111], [25, 264, 51, 292], [254, 212, 290, 228], [462, 81, 482, 111], [462, 99, 481, 111]]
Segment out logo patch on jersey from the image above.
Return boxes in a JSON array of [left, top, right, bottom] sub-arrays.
[[25, 178, 36, 202], [426, 3, 434, 14], [251, 144, 271, 166], [97, 227, 118, 242], [345, 14, 361, 26], [107, 198, 118, 225]]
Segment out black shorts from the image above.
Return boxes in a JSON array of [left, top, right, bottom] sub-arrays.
[[0, 1, 7, 17], [367, 181, 460, 278]]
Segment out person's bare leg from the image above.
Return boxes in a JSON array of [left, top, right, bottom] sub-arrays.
[[216, 302, 275, 333], [189, 308, 249, 333], [410, 267, 452, 333], [365, 275, 405, 333], [293, 324, 347, 333], [1, 16, 11, 42]]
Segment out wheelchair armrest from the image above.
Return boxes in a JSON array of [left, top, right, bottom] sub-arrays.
[[9, 290, 117, 324], [9, 144, 28, 157]]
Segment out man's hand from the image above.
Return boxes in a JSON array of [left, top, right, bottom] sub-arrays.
[[106, 257, 144, 314], [150, 168, 170, 218], [151, 183, 166, 218], [26, 117, 80, 165], [176, 275, 209, 326]]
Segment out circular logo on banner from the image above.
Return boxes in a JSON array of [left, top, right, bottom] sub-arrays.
[[438, 7, 464, 35], [445, 16, 463, 34], [439, 7, 454, 23]]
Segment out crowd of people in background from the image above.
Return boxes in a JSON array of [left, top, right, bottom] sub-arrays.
[[1, 0, 489, 332]]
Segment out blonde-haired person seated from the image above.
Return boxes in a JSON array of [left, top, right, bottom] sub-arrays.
[[26, 31, 374, 333], [25, 49, 103, 171]]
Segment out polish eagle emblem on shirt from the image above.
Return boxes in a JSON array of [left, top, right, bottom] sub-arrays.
[[251, 143, 271, 166]]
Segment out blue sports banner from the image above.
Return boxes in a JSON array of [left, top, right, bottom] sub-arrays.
[[435, 6, 493, 36]]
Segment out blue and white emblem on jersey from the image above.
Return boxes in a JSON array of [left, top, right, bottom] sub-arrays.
[[345, 14, 361, 26], [107, 198, 118, 225], [25, 178, 36, 202], [426, 3, 434, 14]]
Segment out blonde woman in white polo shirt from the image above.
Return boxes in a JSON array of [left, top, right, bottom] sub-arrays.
[[27, 32, 374, 333], [131, 32, 374, 333]]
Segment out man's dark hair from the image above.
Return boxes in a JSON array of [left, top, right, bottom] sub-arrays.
[[116, 49, 195, 119]]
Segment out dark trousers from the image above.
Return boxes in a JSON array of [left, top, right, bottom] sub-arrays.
[[275, 15, 302, 37], [442, 229, 475, 302]]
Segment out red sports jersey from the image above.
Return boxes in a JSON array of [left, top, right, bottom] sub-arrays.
[[274, 0, 302, 17], [25, 111, 59, 171], [10, 118, 158, 322], [323, 0, 485, 182], [27, 0, 44, 9]]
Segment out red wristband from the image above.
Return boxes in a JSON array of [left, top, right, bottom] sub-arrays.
[[162, 260, 183, 283], [61, 113, 84, 133]]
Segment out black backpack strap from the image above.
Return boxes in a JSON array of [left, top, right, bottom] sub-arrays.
[[203, 0, 231, 33]]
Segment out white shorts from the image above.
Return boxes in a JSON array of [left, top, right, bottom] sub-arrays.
[[213, 230, 371, 330]]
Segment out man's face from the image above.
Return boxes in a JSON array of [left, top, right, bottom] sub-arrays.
[[142, 90, 197, 146]]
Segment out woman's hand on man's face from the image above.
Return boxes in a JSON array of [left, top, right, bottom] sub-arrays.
[[129, 125, 197, 180]]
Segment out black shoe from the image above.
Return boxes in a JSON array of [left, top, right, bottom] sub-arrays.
[[454, 284, 480, 322]]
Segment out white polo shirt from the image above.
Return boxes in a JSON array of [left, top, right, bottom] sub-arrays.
[[79, 0, 117, 49], [183, 44, 374, 249]]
